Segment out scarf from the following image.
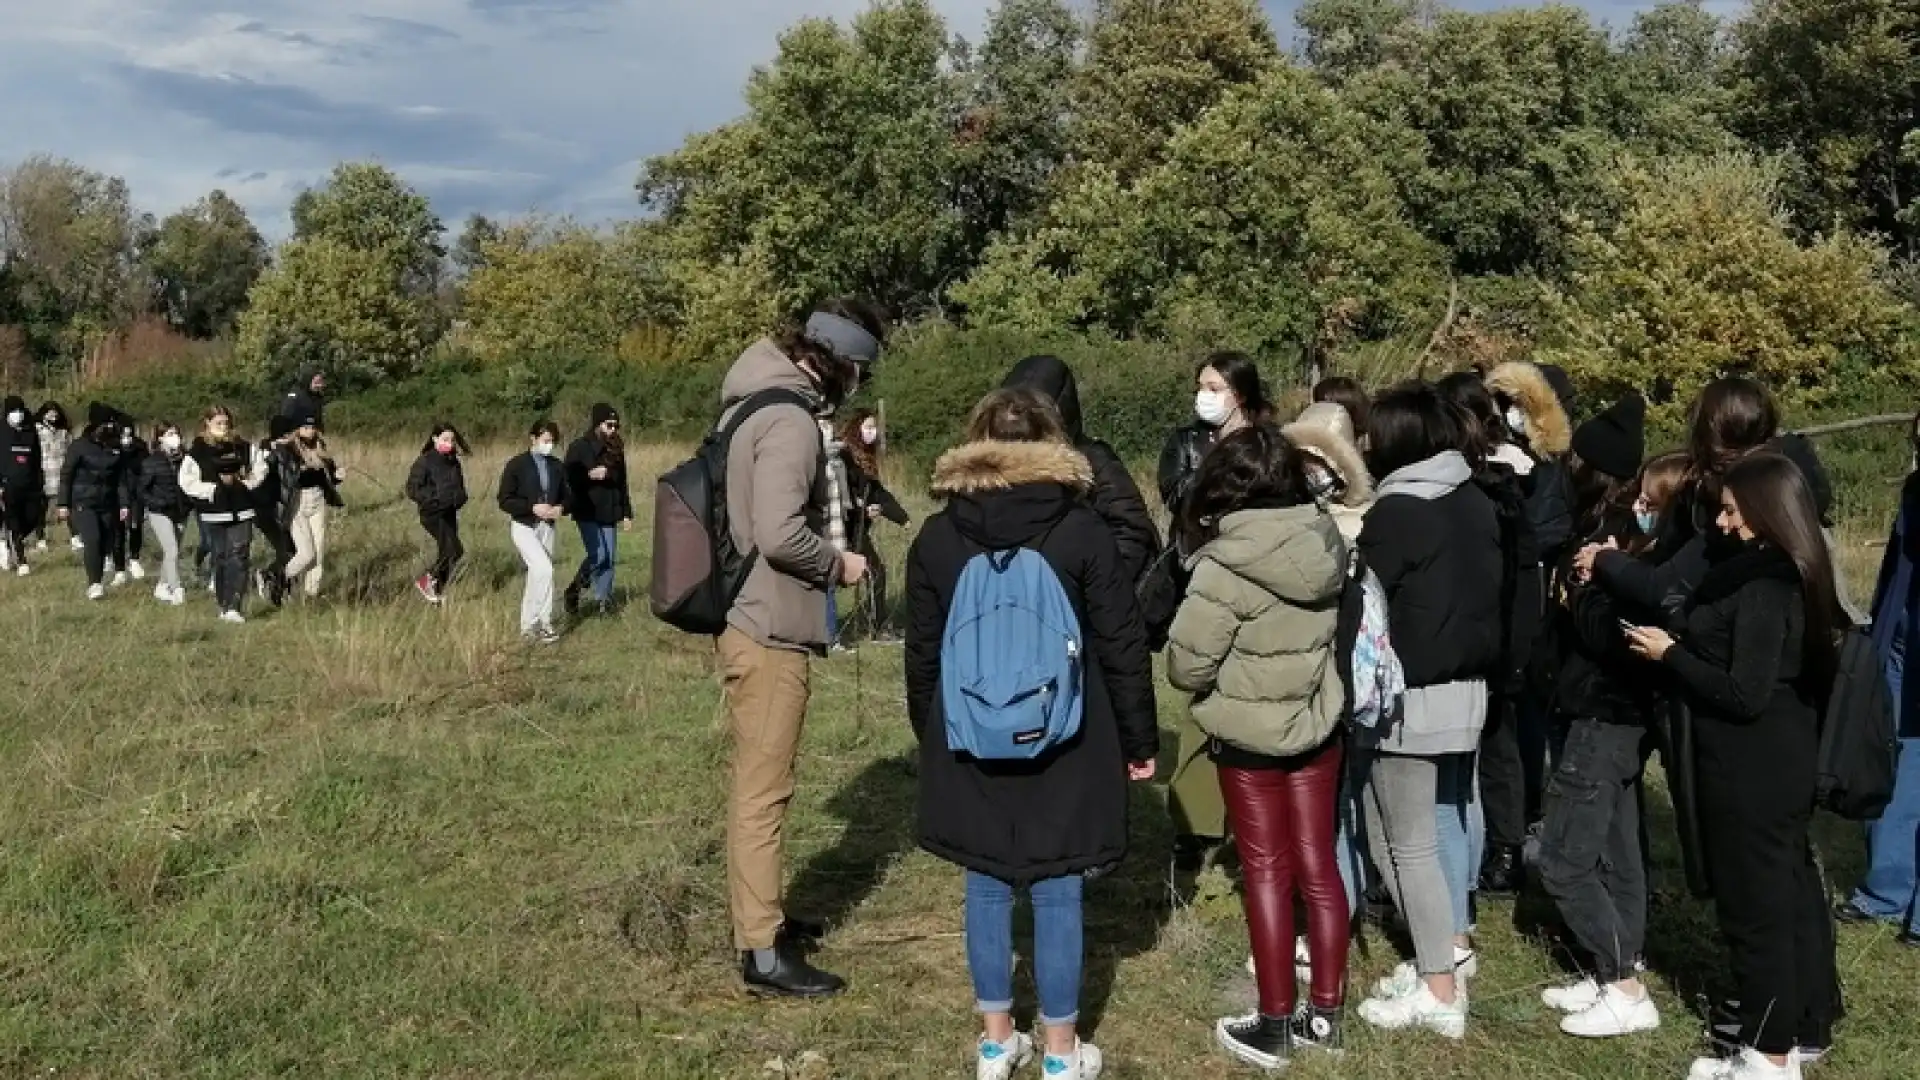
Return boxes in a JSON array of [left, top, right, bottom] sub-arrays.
[[1690, 540, 1801, 610]]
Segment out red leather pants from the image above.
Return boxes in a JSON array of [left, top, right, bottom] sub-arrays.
[[1220, 739, 1349, 1015]]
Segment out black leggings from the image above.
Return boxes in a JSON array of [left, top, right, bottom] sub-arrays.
[[113, 510, 144, 567], [421, 512, 463, 591], [205, 521, 252, 612], [3, 490, 38, 563], [72, 509, 116, 585]]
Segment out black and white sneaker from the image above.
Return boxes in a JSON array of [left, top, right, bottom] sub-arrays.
[[1292, 1003, 1344, 1054], [1216, 1012, 1291, 1071]]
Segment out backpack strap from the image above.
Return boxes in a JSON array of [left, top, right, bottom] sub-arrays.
[[715, 389, 817, 447]]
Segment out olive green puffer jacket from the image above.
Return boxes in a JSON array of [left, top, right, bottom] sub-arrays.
[[1165, 506, 1347, 757]]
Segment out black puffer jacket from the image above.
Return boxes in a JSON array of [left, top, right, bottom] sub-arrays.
[[407, 449, 468, 517], [1001, 355, 1160, 584], [58, 434, 132, 512], [905, 438, 1159, 885], [279, 368, 326, 430], [2, 416, 41, 493], [138, 447, 189, 520], [497, 451, 570, 528], [564, 433, 633, 525], [1157, 420, 1213, 519]]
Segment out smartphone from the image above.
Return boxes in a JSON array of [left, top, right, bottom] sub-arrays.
[[1618, 619, 1638, 633]]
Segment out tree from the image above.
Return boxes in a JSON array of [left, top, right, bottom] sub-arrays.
[[1071, 0, 1280, 183], [452, 213, 503, 276], [459, 219, 670, 361], [236, 163, 446, 384], [1617, 1, 1738, 158], [957, 66, 1445, 362], [952, 0, 1080, 252], [1731, 0, 1920, 253], [639, 0, 965, 353], [144, 190, 268, 338], [1293, 0, 1421, 84], [1540, 154, 1916, 419], [0, 156, 148, 373]]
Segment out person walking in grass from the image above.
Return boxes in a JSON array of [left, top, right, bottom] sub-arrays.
[[906, 387, 1158, 1080], [138, 422, 191, 606], [252, 415, 298, 605], [499, 421, 570, 643], [180, 406, 266, 623], [272, 413, 343, 603], [834, 408, 908, 643], [407, 423, 469, 606], [563, 403, 632, 617], [109, 410, 149, 586], [57, 404, 134, 602], [2, 396, 43, 577], [34, 401, 72, 553]]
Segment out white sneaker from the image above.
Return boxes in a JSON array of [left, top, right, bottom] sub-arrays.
[[1371, 962, 1420, 1001], [33, 539, 47, 553], [0, 548, 13, 571], [1359, 983, 1468, 1039], [110, 570, 129, 587], [15, 563, 28, 577], [1454, 945, 1478, 981], [977, 1032, 1033, 1080], [1560, 984, 1660, 1038], [1040, 1040, 1101, 1079], [167, 585, 186, 606], [219, 610, 246, 624], [1689, 1048, 1803, 1080], [128, 560, 145, 580], [1543, 977, 1603, 1014], [154, 583, 172, 602], [86, 584, 104, 601], [70, 535, 84, 552]]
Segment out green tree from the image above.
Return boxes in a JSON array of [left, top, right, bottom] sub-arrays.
[[459, 219, 670, 362], [1072, 0, 1280, 183], [143, 190, 268, 338], [957, 66, 1445, 364], [0, 156, 148, 373], [1617, 1, 1737, 157], [237, 163, 446, 385], [1731, 0, 1920, 253], [1293, 0, 1420, 84], [953, 0, 1080, 251], [452, 213, 502, 276], [1541, 154, 1916, 419]]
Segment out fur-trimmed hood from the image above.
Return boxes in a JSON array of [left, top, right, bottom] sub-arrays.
[[1284, 403, 1374, 510], [931, 439, 1093, 497], [1486, 361, 1572, 457]]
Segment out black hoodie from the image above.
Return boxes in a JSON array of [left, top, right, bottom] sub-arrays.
[[2, 396, 40, 493], [280, 368, 326, 430], [904, 438, 1158, 884], [999, 355, 1160, 584]]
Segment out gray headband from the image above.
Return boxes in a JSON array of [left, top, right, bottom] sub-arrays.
[[804, 312, 880, 367]]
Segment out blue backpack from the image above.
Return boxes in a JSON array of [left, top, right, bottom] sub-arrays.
[[941, 545, 1085, 760]]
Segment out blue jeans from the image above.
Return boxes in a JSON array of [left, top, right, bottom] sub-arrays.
[[965, 871, 1083, 1027], [574, 522, 617, 604], [1852, 736, 1920, 933], [1335, 749, 1370, 917], [1435, 752, 1483, 936], [826, 587, 839, 642]]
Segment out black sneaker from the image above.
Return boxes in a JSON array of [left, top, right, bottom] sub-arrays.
[[1216, 1012, 1291, 1071], [1292, 1003, 1344, 1054], [563, 583, 582, 616], [740, 941, 846, 999], [1478, 844, 1524, 895], [1171, 833, 1219, 874]]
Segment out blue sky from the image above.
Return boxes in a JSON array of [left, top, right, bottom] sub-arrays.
[[0, 1, 1740, 237]]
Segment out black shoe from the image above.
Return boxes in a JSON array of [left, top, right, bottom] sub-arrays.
[[563, 584, 582, 616], [1216, 1012, 1291, 1070], [1291, 1004, 1343, 1054], [780, 916, 827, 942], [1171, 833, 1219, 874], [741, 942, 846, 998], [1477, 844, 1524, 895], [1832, 900, 1882, 925]]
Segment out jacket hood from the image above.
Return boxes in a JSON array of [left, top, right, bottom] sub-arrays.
[[1283, 403, 1373, 509], [721, 338, 822, 409], [1377, 450, 1472, 501], [932, 439, 1093, 550], [294, 368, 324, 394], [1000, 354, 1084, 442], [3, 395, 25, 417], [1202, 506, 1346, 606], [1486, 362, 1572, 456]]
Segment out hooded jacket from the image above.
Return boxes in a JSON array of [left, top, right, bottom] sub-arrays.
[[59, 430, 133, 513], [280, 369, 325, 430], [138, 444, 189, 520], [498, 449, 571, 528], [1358, 451, 1502, 754], [406, 447, 468, 517], [1167, 506, 1348, 760], [905, 438, 1158, 884], [1487, 361, 1576, 558], [37, 410, 70, 498], [1000, 355, 1160, 583], [719, 338, 840, 651], [1283, 402, 1374, 543], [564, 428, 634, 525], [2, 397, 42, 494]]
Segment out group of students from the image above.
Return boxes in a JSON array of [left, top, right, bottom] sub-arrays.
[[689, 300, 1914, 1080]]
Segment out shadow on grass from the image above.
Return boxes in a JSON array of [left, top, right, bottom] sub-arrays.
[[786, 751, 921, 940]]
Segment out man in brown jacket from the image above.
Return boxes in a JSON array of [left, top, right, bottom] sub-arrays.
[[720, 301, 883, 997]]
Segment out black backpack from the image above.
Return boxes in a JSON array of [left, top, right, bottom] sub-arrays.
[[649, 389, 814, 635], [1816, 627, 1901, 820]]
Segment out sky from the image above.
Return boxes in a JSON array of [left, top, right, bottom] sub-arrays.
[[0, 0, 1740, 238]]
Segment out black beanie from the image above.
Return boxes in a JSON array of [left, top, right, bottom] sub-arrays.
[[590, 402, 619, 428], [1571, 393, 1646, 480], [270, 414, 297, 440], [3, 395, 24, 415], [87, 401, 114, 429]]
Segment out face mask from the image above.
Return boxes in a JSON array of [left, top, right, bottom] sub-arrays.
[[1634, 511, 1657, 534], [534, 441, 556, 457], [436, 442, 455, 455], [160, 433, 181, 452], [1195, 390, 1234, 427], [1504, 405, 1528, 439], [121, 430, 133, 447], [859, 424, 879, 446]]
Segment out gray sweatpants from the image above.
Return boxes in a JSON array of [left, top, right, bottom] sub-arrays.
[[1361, 752, 1457, 977], [147, 512, 184, 591]]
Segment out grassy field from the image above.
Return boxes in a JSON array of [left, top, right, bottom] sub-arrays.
[[2, 438, 1918, 1080]]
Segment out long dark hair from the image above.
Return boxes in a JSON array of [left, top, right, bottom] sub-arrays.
[[1200, 352, 1274, 425], [1569, 450, 1638, 543], [1722, 452, 1842, 680], [37, 401, 68, 431], [422, 423, 470, 456], [1179, 424, 1311, 552], [839, 408, 880, 479], [1366, 381, 1475, 480], [1688, 378, 1777, 482], [1435, 370, 1500, 466]]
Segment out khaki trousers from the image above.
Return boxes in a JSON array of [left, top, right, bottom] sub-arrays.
[[717, 626, 813, 950], [283, 490, 329, 597]]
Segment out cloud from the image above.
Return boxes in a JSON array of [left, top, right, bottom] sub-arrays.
[[0, 0, 1710, 239]]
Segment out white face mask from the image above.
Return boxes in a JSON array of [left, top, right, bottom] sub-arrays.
[[859, 424, 879, 446], [1195, 390, 1235, 427], [1504, 405, 1528, 439], [6, 411, 22, 427], [121, 430, 133, 447], [160, 433, 182, 451], [534, 441, 556, 457]]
